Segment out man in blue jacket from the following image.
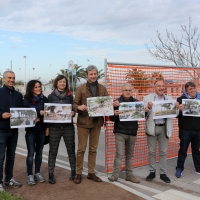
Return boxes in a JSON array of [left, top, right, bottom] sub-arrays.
[[175, 82, 200, 178], [0, 71, 23, 191], [108, 83, 140, 183]]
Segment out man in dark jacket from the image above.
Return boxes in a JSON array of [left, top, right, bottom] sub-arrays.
[[175, 82, 200, 178], [0, 71, 23, 191], [108, 83, 140, 183]]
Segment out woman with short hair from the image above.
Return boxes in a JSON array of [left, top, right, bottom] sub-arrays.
[[47, 75, 76, 184]]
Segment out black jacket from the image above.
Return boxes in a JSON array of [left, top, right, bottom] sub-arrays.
[[109, 95, 139, 136], [177, 95, 200, 130], [23, 95, 48, 131], [0, 85, 23, 132], [48, 90, 74, 128]]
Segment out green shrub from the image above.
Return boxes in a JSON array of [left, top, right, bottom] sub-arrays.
[[0, 191, 23, 200]]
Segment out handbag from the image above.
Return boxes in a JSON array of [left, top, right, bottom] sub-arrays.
[[44, 135, 49, 145]]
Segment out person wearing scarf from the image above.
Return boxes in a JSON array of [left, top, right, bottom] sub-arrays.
[[176, 82, 200, 178], [23, 80, 48, 185], [73, 65, 108, 184], [47, 75, 76, 184]]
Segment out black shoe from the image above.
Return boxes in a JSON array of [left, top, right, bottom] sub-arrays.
[[49, 173, 56, 184], [146, 172, 156, 181], [70, 170, 76, 181], [160, 174, 171, 183]]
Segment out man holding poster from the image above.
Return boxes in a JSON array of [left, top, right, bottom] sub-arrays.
[[73, 65, 108, 184], [143, 79, 179, 183], [108, 83, 141, 183], [175, 82, 200, 178], [0, 71, 23, 191]]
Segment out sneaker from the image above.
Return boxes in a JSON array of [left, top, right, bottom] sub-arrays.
[[146, 172, 156, 181], [175, 168, 182, 178], [27, 175, 36, 185], [4, 179, 22, 188], [108, 175, 118, 182], [34, 173, 45, 183], [125, 175, 140, 183], [195, 171, 200, 175], [0, 183, 4, 192], [160, 174, 171, 183]]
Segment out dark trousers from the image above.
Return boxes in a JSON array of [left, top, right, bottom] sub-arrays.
[[0, 130, 18, 183], [25, 130, 45, 175], [177, 130, 200, 172], [48, 126, 76, 173]]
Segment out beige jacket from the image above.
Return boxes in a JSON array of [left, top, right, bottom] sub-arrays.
[[143, 93, 176, 138], [73, 82, 108, 128]]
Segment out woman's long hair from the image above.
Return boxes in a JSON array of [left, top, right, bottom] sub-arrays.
[[53, 75, 69, 91], [24, 80, 42, 100]]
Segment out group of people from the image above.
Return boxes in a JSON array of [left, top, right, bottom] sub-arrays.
[[0, 65, 107, 191], [0, 65, 200, 193], [108, 79, 200, 184]]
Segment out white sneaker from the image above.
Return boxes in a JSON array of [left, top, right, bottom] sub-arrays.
[[27, 175, 36, 185], [4, 178, 22, 188], [0, 183, 4, 191], [195, 171, 200, 175], [34, 173, 45, 183]]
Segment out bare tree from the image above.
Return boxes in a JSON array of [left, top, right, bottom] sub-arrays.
[[146, 17, 200, 67]]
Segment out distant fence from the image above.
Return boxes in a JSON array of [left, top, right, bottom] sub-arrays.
[[104, 60, 200, 173]]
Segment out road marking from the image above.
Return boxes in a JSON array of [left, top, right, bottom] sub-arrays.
[[193, 178, 200, 184], [153, 189, 200, 200], [117, 179, 162, 194], [16, 147, 71, 166]]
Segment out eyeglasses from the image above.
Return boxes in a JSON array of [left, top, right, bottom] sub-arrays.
[[123, 90, 132, 92]]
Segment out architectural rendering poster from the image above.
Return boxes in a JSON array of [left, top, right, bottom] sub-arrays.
[[87, 96, 114, 117], [10, 108, 37, 129], [44, 103, 72, 123], [152, 100, 178, 119], [182, 99, 200, 117], [119, 102, 145, 121]]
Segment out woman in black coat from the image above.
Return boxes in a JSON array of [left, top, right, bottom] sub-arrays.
[[46, 75, 76, 184], [23, 80, 48, 186]]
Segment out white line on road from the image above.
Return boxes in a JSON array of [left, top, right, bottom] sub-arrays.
[[153, 189, 200, 200]]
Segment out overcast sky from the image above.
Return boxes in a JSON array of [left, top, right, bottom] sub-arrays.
[[0, 0, 200, 82]]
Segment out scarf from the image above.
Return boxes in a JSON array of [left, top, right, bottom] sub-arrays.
[[32, 93, 43, 104], [183, 90, 200, 100], [54, 89, 67, 100]]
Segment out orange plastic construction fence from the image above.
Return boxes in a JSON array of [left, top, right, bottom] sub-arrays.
[[105, 62, 200, 173]]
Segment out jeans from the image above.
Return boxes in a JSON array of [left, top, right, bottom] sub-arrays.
[[25, 130, 45, 175], [147, 126, 168, 174], [76, 120, 101, 174], [112, 133, 136, 178], [176, 130, 200, 172], [0, 130, 18, 183]]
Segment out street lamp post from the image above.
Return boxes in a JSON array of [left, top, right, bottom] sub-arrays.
[[27, 69, 30, 81], [32, 68, 35, 79], [19, 68, 21, 81], [23, 56, 26, 92]]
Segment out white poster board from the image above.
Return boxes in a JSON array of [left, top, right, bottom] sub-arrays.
[[10, 108, 37, 128], [182, 99, 200, 117], [87, 96, 114, 117], [44, 103, 72, 123], [152, 100, 178, 119], [119, 102, 145, 121]]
